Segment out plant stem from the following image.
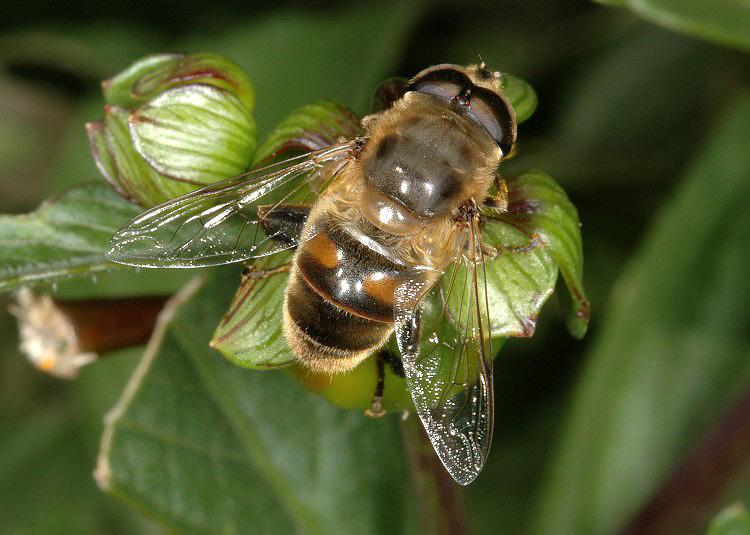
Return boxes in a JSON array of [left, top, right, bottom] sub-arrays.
[[400, 415, 470, 535], [11, 289, 170, 378], [55, 296, 168, 353]]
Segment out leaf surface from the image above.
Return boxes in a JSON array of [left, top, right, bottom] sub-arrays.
[[448, 171, 588, 339], [183, 1, 425, 135], [532, 91, 750, 535], [130, 85, 257, 183], [501, 74, 538, 124], [97, 272, 410, 534], [0, 183, 139, 292], [211, 254, 295, 369], [89, 106, 196, 206], [596, 0, 750, 52], [253, 101, 362, 164], [708, 504, 750, 535]]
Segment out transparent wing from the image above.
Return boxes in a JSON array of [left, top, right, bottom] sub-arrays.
[[395, 215, 495, 485], [106, 141, 357, 268]]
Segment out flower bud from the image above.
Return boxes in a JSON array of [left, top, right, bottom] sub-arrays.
[[87, 53, 257, 207]]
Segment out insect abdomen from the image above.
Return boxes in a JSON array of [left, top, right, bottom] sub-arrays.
[[283, 266, 392, 373], [283, 212, 408, 373]]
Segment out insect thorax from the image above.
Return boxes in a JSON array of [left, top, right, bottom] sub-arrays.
[[358, 94, 501, 236]]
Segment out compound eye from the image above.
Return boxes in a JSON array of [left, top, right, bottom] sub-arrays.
[[406, 67, 471, 104], [407, 65, 517, 156], [465, 88, 517, 156]]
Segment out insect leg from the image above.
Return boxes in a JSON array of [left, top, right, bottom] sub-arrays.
[[500, 232, 547, 254], [484, 175, 509, 211], [479, 231, 547, 259], [365, 355, 387, 418], [379, 350, 405, 378], [363, 349, 406, 418], [256, 204, 312, 247], [241, 263, 291, 280]]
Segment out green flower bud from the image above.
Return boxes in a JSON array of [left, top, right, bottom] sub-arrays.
[[289, 358, 412, 414], [87, 53, 257, 207]]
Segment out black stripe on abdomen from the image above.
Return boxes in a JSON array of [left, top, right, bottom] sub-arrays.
[[285, 267, 392, 356], [295, 222, 407, 323]]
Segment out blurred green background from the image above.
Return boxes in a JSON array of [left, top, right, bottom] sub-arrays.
[[1, 0, 749, 533]]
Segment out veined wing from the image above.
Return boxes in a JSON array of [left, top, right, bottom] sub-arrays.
[[106, 140, 357, 268], [395, 214, 495, 485]]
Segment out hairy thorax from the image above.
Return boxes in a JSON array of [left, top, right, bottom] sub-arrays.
[[357, 93, 501, 237]]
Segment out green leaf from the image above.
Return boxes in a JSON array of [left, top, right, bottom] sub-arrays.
[[501, 74, 538, 124], [477, 171, 589, 338], [129, 85, 257, 184], [0, 183, 139, 293], [90, 106, 196, 206], [253, 101, 362, 164], [97, 273, 410, 533], [103, 53, 256, 112], [211, 255, 295, 369], [92, 53, 258, 206], [509, 172, 589, 337], [129, 52, 256, 112], [183, 0, 425, 136], [532, 91, 750, 535], [87, 118, 138, 203], [596, 0, 750, 52], [0, 402, 156, 534], [446, 216, 557, 339], [102, 54, 182, 109], [708, 504, 750, 535]]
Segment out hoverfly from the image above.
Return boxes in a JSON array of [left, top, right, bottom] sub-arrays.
[[107, 63, 518, 485]]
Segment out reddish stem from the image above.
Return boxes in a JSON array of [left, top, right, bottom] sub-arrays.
[[623, 388, 750, 534], [55, 296, 168, 354]]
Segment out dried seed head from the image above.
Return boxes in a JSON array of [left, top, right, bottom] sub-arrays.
[[9, 288, 97, 379]]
